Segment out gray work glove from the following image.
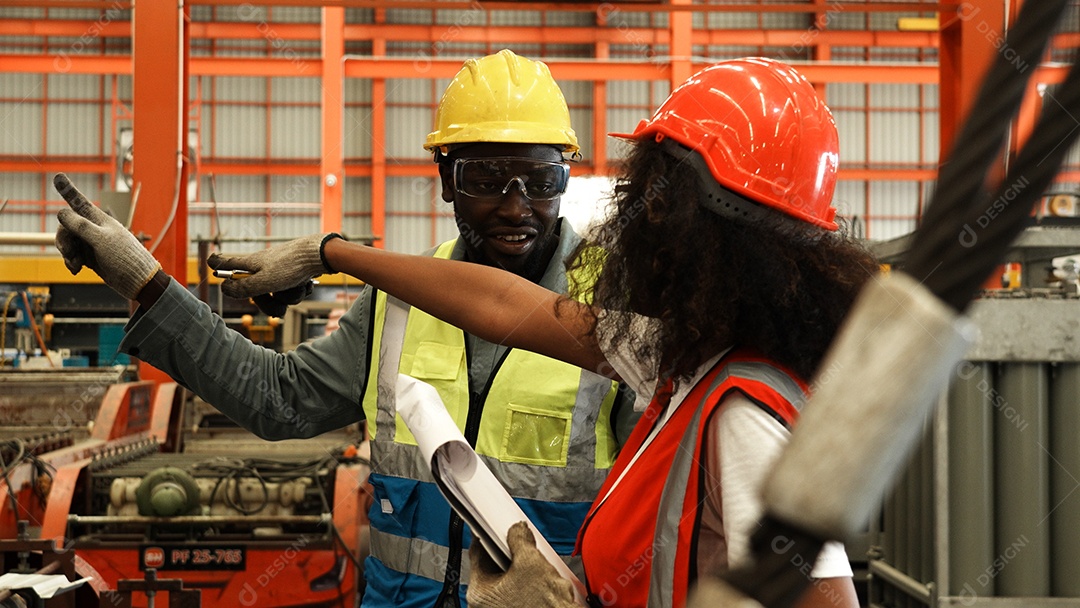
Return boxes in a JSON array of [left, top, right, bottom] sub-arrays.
[[206, 233, 343, 307], [53, 173, 161, 300], [466, 522, 579, 608]]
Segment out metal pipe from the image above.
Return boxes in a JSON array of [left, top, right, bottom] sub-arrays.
[[947, 363, 994, 597], [995, 362, 1050, 596], [205, 234, 376, 244], [895, 462, 910, 576], [870, 559, 933, 605], [0, 232, 377, 248], [920, 419, 933, 586], [0, 232, 55, 246], [883, 483, 896, 605], [1051, 363, 1080, 597]]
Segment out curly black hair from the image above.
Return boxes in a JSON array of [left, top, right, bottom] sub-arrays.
[[567, 138, 880, 386]]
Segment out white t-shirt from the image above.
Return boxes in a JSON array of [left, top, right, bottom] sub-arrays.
[[599, 329, 853, 580]]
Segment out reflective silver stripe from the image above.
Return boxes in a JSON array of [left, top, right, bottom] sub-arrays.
[[369, 527, 464, 583], [370, 438, 610, 503], [369, 440, 434, 483], [649, 360, 805, 606], [724, 361, 808, 413], [369, 526, 584, 583], [479, 454, 610, 502], [648, 366, 728, 607], [375, 295, 410, 444], [566, 369, 613, 469]]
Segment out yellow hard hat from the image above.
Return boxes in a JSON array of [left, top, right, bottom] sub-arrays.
[[424, 49, 579, 155]]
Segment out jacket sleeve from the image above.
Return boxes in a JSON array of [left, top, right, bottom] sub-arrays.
[[119, 278, 372, 440]]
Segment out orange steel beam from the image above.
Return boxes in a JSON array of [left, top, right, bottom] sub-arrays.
[[1, 55, 939, 84], [1008, 0, 1040, 165], [669, 0, 693, 89], [131, 1, 186, 281], [0, 19, 947, 49], [939, 0, 1004, 152], [0, 158, 935, 181], [321, 6, 345, 234], [10, 0, 950, 8], [592, 10, 609, 174], [6, 0, 130, 7], [182, 1, 957, 13], [0, 18, 129, 37], [369, 8, 387, 248], [840, 168, 938, 181], [191, 56, 322, 77], [0, 158, 112, 173], [3, 54, 130, 74], [811, 0, 831, 99], [131, 1, 187, 386], [343, 58, 938, 83]]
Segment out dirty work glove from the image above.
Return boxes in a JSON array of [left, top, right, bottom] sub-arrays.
[[207, 233, 344, 303], [53, 173, 161, 300], [466, 522, 579, 608]]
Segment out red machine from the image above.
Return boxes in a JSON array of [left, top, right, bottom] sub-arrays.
[[0, 370, 371, 607]]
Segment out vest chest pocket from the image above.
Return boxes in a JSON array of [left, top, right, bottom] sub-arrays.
[[500, 404, 572, 467]]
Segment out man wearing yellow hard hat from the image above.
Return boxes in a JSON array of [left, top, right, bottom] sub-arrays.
[[350, 49, 637, 608], [53, 49, 636, 607]]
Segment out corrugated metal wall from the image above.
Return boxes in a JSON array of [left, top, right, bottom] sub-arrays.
[[871, 297, 1080, 606]]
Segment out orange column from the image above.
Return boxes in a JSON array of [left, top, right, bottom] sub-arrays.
[[592, 13, 609, 176], [811, 0, 831, 100], [131, 1, 187, 385], [1007, 0, 1041, 162], [321, 7, 345, 234], [131, 1, 186, 282], [370, 9, 387, 248], [938, 0, 1005, 152], [668, 0, 692, 90]]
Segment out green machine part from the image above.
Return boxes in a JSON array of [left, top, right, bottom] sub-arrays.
[[135, 467, 202, 517]]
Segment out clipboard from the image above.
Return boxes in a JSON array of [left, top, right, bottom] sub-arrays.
[[394, 374, 587, 604]]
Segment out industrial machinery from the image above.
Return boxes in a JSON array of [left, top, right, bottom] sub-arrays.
[[62, 432, 369, 607], [0, 364, 371, 607]]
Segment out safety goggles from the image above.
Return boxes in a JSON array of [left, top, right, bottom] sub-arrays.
[[453, 157, 570, 202]]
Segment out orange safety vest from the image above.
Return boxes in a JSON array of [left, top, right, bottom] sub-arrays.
[[576, 349, 808, 608]]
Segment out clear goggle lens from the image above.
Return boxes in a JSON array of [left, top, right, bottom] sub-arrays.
[[454, 158, 570, 201]]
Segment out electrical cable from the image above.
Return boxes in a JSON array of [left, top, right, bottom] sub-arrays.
[[0, 440, 26, 521], [310, 467, 354, 608], [187, 451, 365, 604], [0, 439, 53, 523], [20, 292, 53, 367], [146, 149, 185, 256], [0, 292, 16, 367]]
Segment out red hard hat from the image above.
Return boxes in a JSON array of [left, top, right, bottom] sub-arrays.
[[612, 58, 839, 231]]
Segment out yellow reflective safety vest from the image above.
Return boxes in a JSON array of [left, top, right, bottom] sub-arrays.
[[360, 238, 620, 608]]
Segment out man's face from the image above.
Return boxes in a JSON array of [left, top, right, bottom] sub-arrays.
[[440, 143, 565, 282]]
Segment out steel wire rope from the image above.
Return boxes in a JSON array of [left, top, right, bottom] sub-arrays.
[[904, 0, 1072, 310]]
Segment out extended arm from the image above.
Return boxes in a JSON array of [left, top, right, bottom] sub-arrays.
[[319, 238, 611, 376], [52, 174, 367, 440]]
